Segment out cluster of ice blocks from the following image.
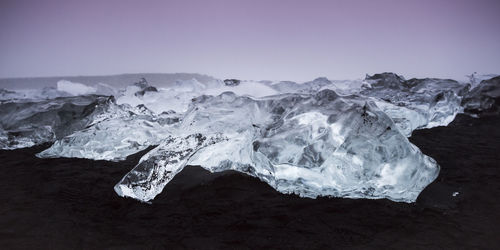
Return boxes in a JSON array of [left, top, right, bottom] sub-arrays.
[[1, 73, 498, 202]]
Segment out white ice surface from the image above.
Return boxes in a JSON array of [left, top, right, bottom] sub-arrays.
[[3, 74, 486, 203]]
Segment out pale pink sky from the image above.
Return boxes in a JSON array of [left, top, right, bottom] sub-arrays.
[[1, 0, 499, 81]]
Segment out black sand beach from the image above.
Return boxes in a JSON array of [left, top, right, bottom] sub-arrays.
[[1, 114, 499, 249]]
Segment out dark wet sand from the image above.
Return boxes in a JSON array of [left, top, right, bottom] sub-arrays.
[[1, 114, 499, 249]]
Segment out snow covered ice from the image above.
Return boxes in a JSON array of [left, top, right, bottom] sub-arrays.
[[1, 72, 495, 203]]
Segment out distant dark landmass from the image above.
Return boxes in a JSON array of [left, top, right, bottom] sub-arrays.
[[0, 73, 217, 90]]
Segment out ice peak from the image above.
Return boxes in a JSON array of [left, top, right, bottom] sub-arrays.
[[223, 79, 241, 86], [365, 72, 406, 89]]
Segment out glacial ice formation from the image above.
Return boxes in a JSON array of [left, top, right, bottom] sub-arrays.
[[0, 95, 113, 149], [462, 75, 500, 115], [0, 88, 20, 100], [114, 90, 439, 202], [261, 73, 468, 136], [359, 73, 468, 136], [37, 101, 178, 161], [57, 80, 97, 96], [2, 72, 497, 203]]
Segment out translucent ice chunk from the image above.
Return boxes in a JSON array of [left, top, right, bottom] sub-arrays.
[[361, 73, 468, 135], [0, 95, 113, 149], [462, 75, 500, 115], [115, 90, 439, 203], [114, 133, 227, 201], [37, 101, 178, 161]]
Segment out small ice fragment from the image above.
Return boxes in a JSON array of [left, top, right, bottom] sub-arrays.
[[452, 192, 459, 197]]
